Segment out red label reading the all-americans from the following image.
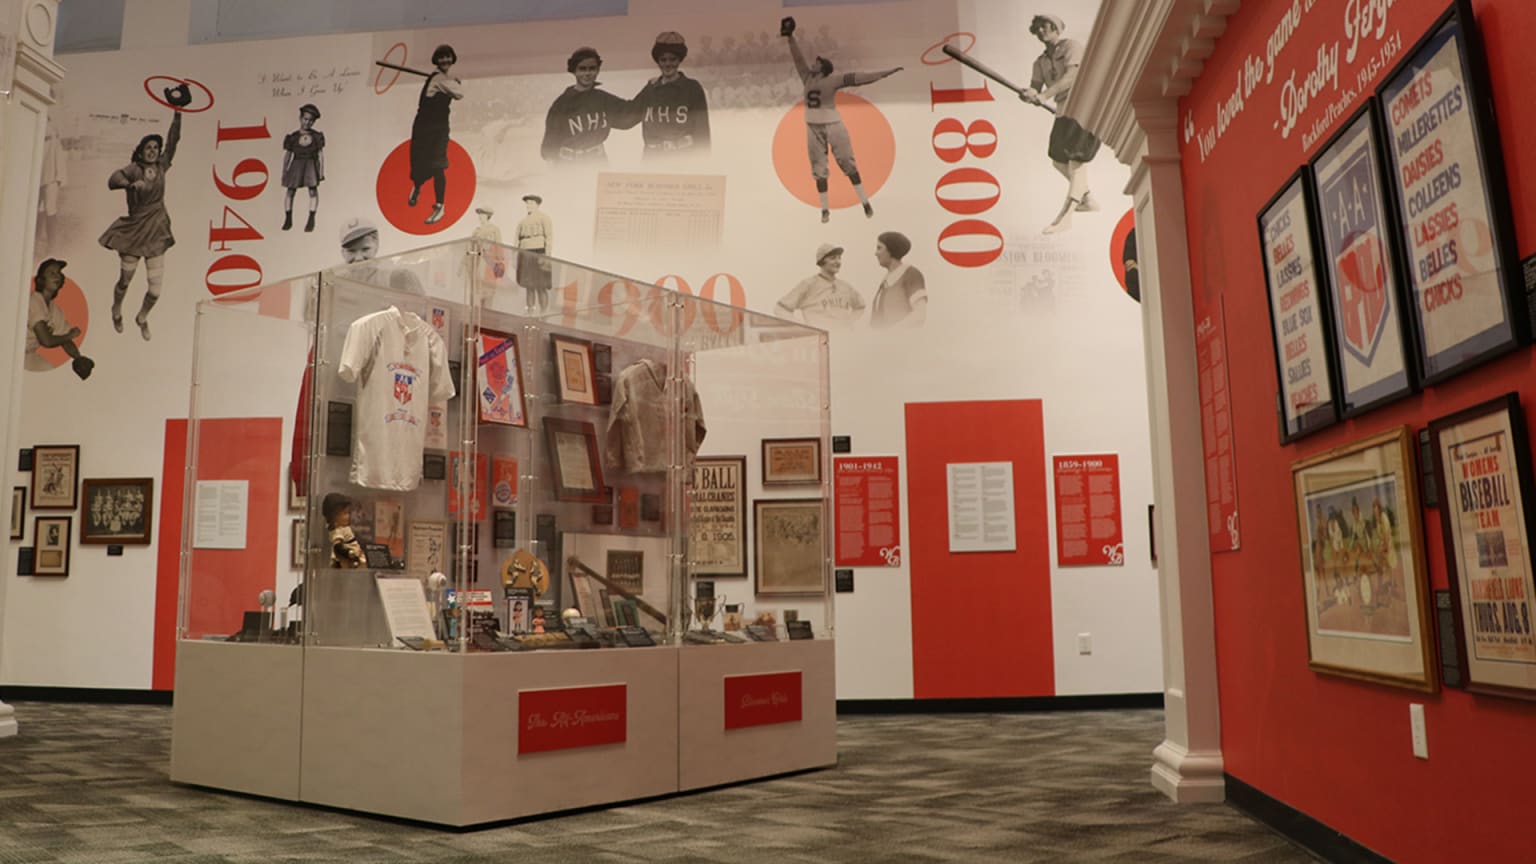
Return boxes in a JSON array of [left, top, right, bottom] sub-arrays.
[[517, 684, 627, 754], [723, 671, 803, 730]]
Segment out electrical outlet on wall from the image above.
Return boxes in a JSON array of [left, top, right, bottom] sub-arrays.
[[1077, 633, 1092, 655], [1409, 703, 1428, 759]]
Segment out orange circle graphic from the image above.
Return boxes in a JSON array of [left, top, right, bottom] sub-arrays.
[[29, 275, 90, 369], [772, 93, 896, 211], [375, 138, 478, 236]]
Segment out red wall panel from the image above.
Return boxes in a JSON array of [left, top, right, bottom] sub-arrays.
[[1179, 2, 1536, 861], [905, 400, 1052, 698], [152, 417, 283, 691]]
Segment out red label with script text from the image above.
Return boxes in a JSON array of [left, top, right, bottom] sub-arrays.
[[517, 684, 627, 754], [723, 672, 803, 730]]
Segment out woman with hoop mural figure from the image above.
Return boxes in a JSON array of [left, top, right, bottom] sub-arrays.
[[408, 44, 465, 226], [100, 83, 192, 342]]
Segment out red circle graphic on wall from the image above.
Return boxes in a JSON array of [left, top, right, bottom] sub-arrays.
[[1109, 207, 1139, 302], [772, 93, 895, 211], [375, 138, 478, 235], [29, 275, 89, 370]]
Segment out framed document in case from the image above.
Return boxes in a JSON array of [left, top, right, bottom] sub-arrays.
[[1377, 0, 1528, 384], [545, 418, 607, 502], [1428, 393, 1536, 700], [1309, 103, 1415, 416], [1258, 170, 1339, 443]]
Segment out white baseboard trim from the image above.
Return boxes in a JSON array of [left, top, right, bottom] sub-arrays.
[[1151, 739, 1224, 803]]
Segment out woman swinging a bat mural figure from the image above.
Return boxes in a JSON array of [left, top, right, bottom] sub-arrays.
[[407, 44, 464, 225], [943, 15, 1102, 235]]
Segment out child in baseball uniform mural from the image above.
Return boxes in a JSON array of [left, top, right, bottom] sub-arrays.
[[281, 103, 325, 233], [870, 231, 927, 329], [776, 243, 865, 328], [541, 48, 640, 164], [100, 84, 192, 342], [634, 31, 710, 158], [781, 16, 901, 224]]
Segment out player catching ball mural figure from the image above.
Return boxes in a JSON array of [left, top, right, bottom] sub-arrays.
[[99, 81, 192, 342], [781, 16, 900, 224], [408, 44, 464, 225]]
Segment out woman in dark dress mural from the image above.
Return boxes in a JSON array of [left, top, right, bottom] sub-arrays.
[[408, 44, 464, 225]]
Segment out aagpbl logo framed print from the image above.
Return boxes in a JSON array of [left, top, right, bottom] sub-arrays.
[[1376, 0, 1529, 384], [1429, 393, 1536, 700], [1309, 101, 1416, 417]]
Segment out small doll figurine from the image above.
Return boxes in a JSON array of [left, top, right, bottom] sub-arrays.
[[281, 103, 325, 232], [532, 606, 547, 634], [322, 492, 365, 568]]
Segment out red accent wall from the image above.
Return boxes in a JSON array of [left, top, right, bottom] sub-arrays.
[[152, 418, 283, 691], [905, 400, 1053, 698], [1180, 2, 1536, 861]]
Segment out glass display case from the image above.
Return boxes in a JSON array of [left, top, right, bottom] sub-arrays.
[[170, 238, 835, 823]]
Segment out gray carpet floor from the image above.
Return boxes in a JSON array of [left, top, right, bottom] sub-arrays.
[[0, 702, 1314, 863]]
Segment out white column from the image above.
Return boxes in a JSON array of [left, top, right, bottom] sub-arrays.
[[0, 0, 65, 737], [1130, 103, 1223, 802]]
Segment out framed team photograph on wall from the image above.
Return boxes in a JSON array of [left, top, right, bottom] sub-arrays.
[[33, 515, 72, 577], [689, 456, 747, 579], [10, 487, 23, 541], [753, 498, 827, 596], [1377, 0, 1528, 385], [551, 334, 598, 405], [475, 329, 527, 427], [1258, 169, 1340, 443], [545, 417, 607, 502], [1428, 393, 1536, 699], [30, 444, 80, 510], [1290, 426, 1437, 692], [80, 478, 153, 545], [1309, 102, 1416, 416], [762, 438, 822, 486]]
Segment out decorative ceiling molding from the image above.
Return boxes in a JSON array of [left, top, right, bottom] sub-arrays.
[[1069, 0, 1243, 165]]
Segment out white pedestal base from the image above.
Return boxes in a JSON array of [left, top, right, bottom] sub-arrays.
[[1151, 739, 1226, 803], [0, 700, 16, 737]]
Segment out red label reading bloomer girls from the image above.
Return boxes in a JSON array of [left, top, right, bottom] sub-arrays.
[[517, 684, 627, 754], [723, 672, 803, 730]]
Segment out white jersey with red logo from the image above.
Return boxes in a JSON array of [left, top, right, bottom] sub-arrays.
[[338, 306, 455, 491]]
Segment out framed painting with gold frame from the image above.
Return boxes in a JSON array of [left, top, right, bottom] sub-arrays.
[[1290, 426, 1436, 692]]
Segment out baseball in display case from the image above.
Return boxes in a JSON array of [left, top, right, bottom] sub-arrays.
[[171, 237, 835, 824]]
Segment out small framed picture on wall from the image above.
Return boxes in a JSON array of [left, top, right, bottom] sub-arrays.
[[551, 334, 598, 405], [33, 515, 72, 577], [30, 444, 80, 510], [10, 487, 24, 541], [762, 438, 822, 486]]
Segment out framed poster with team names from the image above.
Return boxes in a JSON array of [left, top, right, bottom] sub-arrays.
[[1377, 0, 1528, 385], [688, 456, 746, 579], [1258, 169, 1340, 443], [1309, 102, 1415, 416], [1428, 393, 1536, 700], [1291, 426, 1436, 692]]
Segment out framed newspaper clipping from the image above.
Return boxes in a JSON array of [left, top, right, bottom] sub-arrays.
[[1309, 102, 1416, 416], [1258, 169, 1340, 443], [1428, 393, 1536, 699], [1291, 426, 1437, 692], [1377, 0, 1528, 385]]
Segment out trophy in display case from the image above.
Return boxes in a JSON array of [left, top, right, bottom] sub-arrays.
[[693, 580, 720, 632]]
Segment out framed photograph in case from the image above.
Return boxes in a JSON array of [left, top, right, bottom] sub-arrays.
[[33, 515, 72, 577], [689, 456, 747, 579], [1309, 102, 1416, 416], [1428, 393, 1536, 699], [30, 444, 80, 510], [753, 498, 827, 596], [762, 438, 822, 486], [545, 418, 607, 502], [1377, 0, 1529, 384], [1290, 426, 1436, 692], [475, 328, 527, 427], [80, 478, 153, 545], [288, 462, 306, 511], [291, 518, 307, 569], [9, 486, 23, 541], [406, 520, 450, 582], [1258, 170, 1340, 443], [551, 334, 598, 405]]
